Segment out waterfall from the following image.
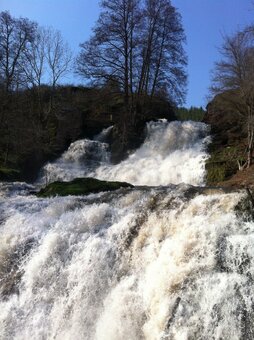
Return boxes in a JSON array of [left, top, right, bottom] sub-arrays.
[[40, 120, 210, 186], [1, 120, 253, 340], [93, 125, 113, 142]]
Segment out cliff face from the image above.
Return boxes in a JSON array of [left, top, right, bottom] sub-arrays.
[[0, 86, 176, 182]]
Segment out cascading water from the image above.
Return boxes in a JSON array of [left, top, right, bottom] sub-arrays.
[[40, 120, 210, 186], [0, 120, 253, 340], [38, 125, 113, 185]]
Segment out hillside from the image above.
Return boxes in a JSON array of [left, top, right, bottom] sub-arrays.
[[0, 86, 176, 182], [204, 90, 251, 187]]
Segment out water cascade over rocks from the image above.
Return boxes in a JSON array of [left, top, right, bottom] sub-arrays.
[[40, 120, 210, 186], [0, 120, 254, 340]]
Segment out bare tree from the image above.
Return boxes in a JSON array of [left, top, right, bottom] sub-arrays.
[[0, 11, 37, 92], [140, 0, 187, 102], [76, 0, 186, 112], [45, 28, 72, 90], [210, 28, 254, 169], [77, 0, 140, 108], [22, 27, 46, 89]]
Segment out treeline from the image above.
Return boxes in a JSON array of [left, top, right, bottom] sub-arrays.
[[0, 1, 187, 130], [76, 0, 187, 117], [209, 20, 254, 169], [0, 11, 75, 179], [0, 11, 72, 94], [176, 106, 205, 121], [1, 0, 187, 109], [0, 1, 187, 181]]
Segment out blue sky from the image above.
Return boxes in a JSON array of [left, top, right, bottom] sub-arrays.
[[0, 0, 253, 107]]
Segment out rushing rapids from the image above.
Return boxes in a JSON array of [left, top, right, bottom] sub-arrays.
[[0, 120, 254, 340]]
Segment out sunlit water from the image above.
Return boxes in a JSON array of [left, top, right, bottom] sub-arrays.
[[40, 120, 210, 186], [0, 120, 253, 340]]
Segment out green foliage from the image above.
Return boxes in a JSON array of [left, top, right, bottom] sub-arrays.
[[37, 177, 133, 197], [206, 164, 227, 183], [176, 106, 205, 121]]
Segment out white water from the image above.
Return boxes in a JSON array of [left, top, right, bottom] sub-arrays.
[[40, 120, 210, 186], [1, 120, 254, 340]]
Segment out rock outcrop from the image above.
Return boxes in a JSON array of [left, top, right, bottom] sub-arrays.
[[37, 177, 133, 197]]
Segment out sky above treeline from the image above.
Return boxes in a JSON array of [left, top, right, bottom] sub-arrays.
[[0, 0, 253, 108]]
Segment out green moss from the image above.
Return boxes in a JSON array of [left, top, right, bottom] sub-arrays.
[[37, 177, 133, 197], [206, 163, 226, 183], [0, 167, 20, 181], [205, 146, 242, 184]]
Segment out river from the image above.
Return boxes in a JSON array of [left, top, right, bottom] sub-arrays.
[[0, 120, 253, 340]]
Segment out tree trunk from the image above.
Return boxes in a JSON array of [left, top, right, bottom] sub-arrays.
[[246, 105, 254, 168], [237, 105, 254, 170]]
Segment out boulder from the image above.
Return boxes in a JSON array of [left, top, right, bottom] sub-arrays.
[[37, 177, 133, 197]]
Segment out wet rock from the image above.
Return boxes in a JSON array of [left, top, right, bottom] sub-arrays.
[[0, 239, 35, 298], [37, 177, 134, 197]]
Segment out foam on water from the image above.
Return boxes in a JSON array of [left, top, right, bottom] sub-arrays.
[[40, 120, 210, 186], [40, 139, 110, 184], [1, 120, 254, 340], [0, 184, 253, 339]]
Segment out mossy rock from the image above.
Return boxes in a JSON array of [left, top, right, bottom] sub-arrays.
[[0, 167, 20, 181], [37, 177, 133, 197]]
